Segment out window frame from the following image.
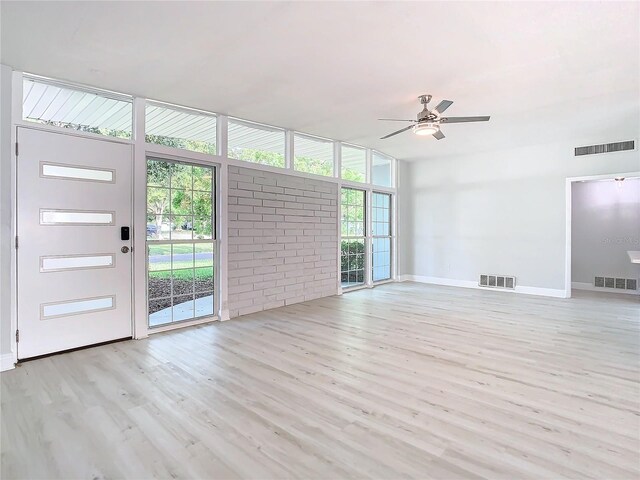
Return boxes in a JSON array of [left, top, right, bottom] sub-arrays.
[[340, 187, 367, 289], [293, 131, 335, 177], [145, 100, 217, 155], [22, 74, 134, 140], [371, 191, 393, 283], [227, 117, 286, 167], [340, 143, 368, 184], [146, 156, 218, 328], [371, 150, 395, 188]]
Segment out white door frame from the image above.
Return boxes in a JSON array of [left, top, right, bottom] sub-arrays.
[[564, 170, 640, 298]]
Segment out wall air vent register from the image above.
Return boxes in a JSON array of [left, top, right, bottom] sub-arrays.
[[479, 274, 516, 290]]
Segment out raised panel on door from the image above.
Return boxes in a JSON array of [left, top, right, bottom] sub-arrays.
[[16, 127, 133, 359]]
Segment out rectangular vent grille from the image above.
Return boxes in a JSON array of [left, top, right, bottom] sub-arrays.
[[479, 274, 516, 290], [594, 276, 638, 290], [575, 140, 635, 156]]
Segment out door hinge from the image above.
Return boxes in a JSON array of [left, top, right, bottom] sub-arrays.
[[15, 236, 18, 249], [15, 142, 18, 156], [15, 330, 19, 343]]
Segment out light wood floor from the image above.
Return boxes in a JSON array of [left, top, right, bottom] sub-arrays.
[[2, 283, 639, 479]]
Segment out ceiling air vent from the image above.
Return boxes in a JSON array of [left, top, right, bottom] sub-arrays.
[[479, 274, 516, 290], [575, 140, 635, 156]]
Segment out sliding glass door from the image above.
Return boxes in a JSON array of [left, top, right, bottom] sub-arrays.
[[146, 158, 216, 327], [341, 188, 366, 288]]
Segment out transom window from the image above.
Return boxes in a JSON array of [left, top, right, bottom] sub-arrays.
[[145, 102, 216, 154], [294, 133, 334, 176], [372, 151, 393, 187], [22, 76, 132, 139], [341, 144, 366, 183], [228, 118, 285, 167]]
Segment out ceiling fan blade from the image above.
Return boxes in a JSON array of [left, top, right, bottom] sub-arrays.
[[432, 130, 445, 140], [434, 100, 453, 114], [380, 124, 414, 139], [439, 116, 490, 124], [378, 118, 416, 122]]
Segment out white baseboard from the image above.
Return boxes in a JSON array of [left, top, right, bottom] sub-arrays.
[[1, 353, 16, 372], [572, 281, 639, 295], [399, 275, 567, 298]]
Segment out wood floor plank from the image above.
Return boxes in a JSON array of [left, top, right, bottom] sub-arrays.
[[1, 283, 639, 479]]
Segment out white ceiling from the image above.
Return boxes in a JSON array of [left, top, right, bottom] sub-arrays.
[[1, 1, 639, 161]]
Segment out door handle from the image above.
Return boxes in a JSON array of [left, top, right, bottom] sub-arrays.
[[121, 246, 130, 254]]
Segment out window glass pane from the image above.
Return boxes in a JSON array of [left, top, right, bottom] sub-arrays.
[[172, 269, 194, 296], [173, 294, 195, 322], [193, 191, 212, 217], [148, 271, 171, 300], [145, 103, 216, 154], [372, 192, 391, 237], [171, 216, 193, 240], [40, 210, 114, 225], [42, 296, 114, 319], [147, 159, 172, 188], [149, 298, 172, 326], [171, 190, 193, 215], [195, 267, 214, 292], [195, 291, 215, 318], [341, 145, 366, 183], [23, 77, 132, 139], [41, 163, 114, 182], [228, 119, 285, 167], [147, 187, 170, 219], [372, 238, 391, 282], [148, 244, 172, 272], [341, 239, 365, 288], [294, 133, 334, 176], [195, 244, 214, 267], [172, 244, 194, 270], [170, 164, 193, 190], [147, 215, 170, 240], [41, 254, 114, 272], [372, 152, 393, 187], [193, 166, 213, 192], [194, 217, 213, 239]]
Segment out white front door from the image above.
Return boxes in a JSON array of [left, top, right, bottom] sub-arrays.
[[16, 127, 133, 359]]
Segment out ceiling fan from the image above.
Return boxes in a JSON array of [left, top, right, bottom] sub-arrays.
[[379, 94, 490, 140]]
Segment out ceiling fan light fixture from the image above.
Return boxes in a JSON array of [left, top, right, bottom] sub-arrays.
[[413, 122, 439, 136]]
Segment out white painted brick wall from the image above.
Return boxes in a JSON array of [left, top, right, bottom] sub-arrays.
[[227, 166, 338, 317]]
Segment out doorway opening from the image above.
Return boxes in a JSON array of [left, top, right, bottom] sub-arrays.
[[566, 172, 640, 298]]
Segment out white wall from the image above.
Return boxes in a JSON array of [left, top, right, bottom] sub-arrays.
[[571, 178, 640, 285], [398, 140, 640, 293], [0, 65, 13, 365]]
